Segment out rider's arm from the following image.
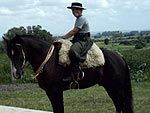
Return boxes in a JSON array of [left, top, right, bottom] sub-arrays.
[[63, 27, 79, 39]]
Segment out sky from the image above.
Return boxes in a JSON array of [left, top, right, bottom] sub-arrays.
[[0, 0, 150, 39]]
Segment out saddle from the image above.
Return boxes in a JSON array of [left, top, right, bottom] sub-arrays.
[[57, 39, 105, 69]]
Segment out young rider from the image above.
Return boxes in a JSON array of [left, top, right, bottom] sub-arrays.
[[60, 2, 93, 88]]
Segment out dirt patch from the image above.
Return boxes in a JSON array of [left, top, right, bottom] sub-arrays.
[[0, 84, 39, 92]]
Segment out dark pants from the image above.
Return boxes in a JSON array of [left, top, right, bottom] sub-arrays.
[[69, 41, 85, 75], [69, 35, 93, 77]]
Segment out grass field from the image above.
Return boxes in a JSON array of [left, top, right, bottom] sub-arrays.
[[0, 82, 149, 113]]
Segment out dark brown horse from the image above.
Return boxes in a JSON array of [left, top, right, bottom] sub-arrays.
[[3, 35, 133, 113]]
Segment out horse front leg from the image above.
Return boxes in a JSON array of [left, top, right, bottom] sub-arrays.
[[45, 86, 64, 113]]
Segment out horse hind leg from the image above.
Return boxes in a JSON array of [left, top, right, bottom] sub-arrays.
[[104, 80, 134, 113], [103, 83, 124, 113]]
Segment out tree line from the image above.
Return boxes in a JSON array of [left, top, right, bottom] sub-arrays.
[[0, 25, 54, 53], [3, 25, 53, 40], [94, 30, 150, 38]]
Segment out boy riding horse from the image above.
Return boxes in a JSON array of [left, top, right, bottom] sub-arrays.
[[58, 2, 93, 88]]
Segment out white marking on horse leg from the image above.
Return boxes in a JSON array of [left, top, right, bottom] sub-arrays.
[[10, 60, 17, 80]]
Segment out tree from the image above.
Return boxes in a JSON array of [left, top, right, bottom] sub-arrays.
[[101, 31, 122, 38], [3, 25, 54, 42], [94, 33, 101, 38], [112, 31, 123, 38], [135, 41, 146, 49], [0, 41, 5, 53], [145, 36, 150, 43], [104, 38, 109, 45], [4, 27, 26, 39], [135, 43, 144, 49], [27, 26, 32, 35]]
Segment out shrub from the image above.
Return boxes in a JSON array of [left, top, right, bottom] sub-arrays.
[[0, 53, 34, 84], [104, 38, 109, 45], [0, 53, 11, 84], [135, 41, 146, 49], [119, 41, 132, 45], [121, 49, 150, 82], [132, 63, 150, 82], [135, 43, 144, 49]]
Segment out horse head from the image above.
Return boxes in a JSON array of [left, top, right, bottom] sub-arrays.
[[3, 34, 26, 79]]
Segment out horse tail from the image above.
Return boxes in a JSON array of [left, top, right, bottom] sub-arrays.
[[123, 59, 134, 113]]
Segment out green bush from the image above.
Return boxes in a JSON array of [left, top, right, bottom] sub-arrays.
[[135, 43, 144, 49], [132, 63, 150, 82], [121, 49, 150, 82], [0, 53, 34, 84], [104, 38, 109, 45], [0, 53, 11, 84]]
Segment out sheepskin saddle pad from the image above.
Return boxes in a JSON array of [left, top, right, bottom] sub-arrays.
[[57, 39, 105, 69]]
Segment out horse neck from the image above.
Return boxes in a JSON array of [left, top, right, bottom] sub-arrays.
[[23, 38, 50, 71]]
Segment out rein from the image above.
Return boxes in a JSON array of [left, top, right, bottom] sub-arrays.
[[32, 44, 55, 80]]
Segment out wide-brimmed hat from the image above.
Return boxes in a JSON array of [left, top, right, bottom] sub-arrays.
[[67, 2, 86, 10]]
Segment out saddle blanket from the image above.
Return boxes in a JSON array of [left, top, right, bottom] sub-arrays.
[[57, 39, 105, 69]]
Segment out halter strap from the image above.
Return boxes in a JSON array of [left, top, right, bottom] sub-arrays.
[[32, 44, 55, 80], [15, 44, 26, 69]]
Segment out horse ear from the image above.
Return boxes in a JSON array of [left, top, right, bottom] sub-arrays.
[[2, 36, 9, 43]]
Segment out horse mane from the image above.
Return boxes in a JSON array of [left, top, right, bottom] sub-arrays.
[[20, 35, 49, 42], [13, 34, 53, 46]]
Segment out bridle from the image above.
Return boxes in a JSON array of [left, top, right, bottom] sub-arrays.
[[12, 43, 55, 80], [15, 44, 26, 69]]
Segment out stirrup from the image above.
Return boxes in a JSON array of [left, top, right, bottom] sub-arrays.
[[78, 71, 84, 80], [69, 80, 79, 89]]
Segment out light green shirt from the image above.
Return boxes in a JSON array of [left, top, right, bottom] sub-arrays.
[[75, 15, 90, 33]]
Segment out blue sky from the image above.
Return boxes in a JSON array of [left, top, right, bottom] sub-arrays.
[[0, 0, 150, 39]]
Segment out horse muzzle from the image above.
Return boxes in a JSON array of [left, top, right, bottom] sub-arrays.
[[11, 64, 23, 79]]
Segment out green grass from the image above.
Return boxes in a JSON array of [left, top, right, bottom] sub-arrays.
[[0, 82, 150, 113], [96, 42, 135, 55]]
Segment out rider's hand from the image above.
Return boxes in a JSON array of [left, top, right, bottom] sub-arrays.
[[55, 36, 64, 41]]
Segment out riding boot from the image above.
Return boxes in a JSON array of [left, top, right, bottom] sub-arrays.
[[70, 61, 80, 80], [62, 65, 84, 82], [69, 61, 84, 89], [62, 66, 72, 82], [62, 62, 79, 82]]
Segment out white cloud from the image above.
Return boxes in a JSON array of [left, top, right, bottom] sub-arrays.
[[108, 8, 118, 16], [99, 0, 110, 8], [0, 0, 150, 38], [0, 7, 13, 15], [122, 0, 150, 11]]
